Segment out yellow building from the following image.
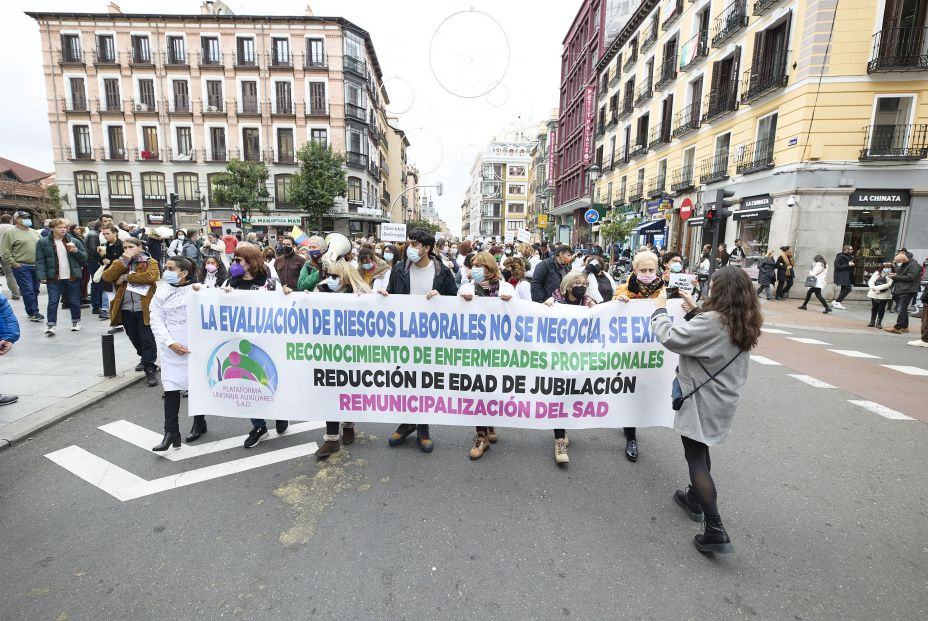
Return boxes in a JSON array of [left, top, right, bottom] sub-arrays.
[[593, 0, 927, 290]]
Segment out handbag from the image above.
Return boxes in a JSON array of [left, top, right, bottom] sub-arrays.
[[672, 351, 743, 411], [92, 265, 105, 283], [804, 275, 817, 288]]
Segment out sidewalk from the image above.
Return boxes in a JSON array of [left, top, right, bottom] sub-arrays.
[[760, 296, 919, 335], [0, 289, 146, 447]]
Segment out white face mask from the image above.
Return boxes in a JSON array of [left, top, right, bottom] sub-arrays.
[[326, 276, 341, 289]]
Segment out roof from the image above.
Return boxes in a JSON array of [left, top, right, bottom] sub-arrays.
[[0, 157, 51, 184], [25, 11, 385, 79], [595, 0, 660, 73]]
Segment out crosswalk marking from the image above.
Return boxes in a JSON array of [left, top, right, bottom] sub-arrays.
[[98, 419, 325, 461], [787, 337, 831, 345], [45, 442, 319, 502], [880, 365, 928, 377], [827, 349, 880, 359], [750, 355, 781, 366], [761, 328, 792, 335], [787, 374, 835, 388], [847, 400, 914, 421]]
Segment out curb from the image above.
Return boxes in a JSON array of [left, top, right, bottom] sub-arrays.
[[0, 372, 145, 450]]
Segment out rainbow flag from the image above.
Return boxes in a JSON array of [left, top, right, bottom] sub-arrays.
[[291, 225, 310, 246]]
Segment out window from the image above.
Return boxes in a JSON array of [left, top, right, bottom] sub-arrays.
[[69, 77, 86, 110], [714, 132, 731, 173], [201, 36, 220, 64], [74, 171, 99, 196], [141, 126, 159, 157], [172, 80, 190, 112], [142, 172, 166, 201], [682, 146, 695, 178], [348, 177, 363, 203], [277, 128, 294, 162], [176, 127, 193, 157], [138, 79, 155, 109], [310, 128, 328, 146], [506, 220, 522, 231], [308, 82, 327, 114], [174, 173, 199, 202], [209, 127, 226, 160], [167, 36, 185, 64], [746, 15, 790, 96], [344, 31, 365, 62], [609, 136, 617, 168], [306, 38, 325, 66], [107, 126, 125, 159], [275, 175, 293, 205], [206, 80, 223, 110], [103, 78, 121, 111], [242, 128, 260, 161], [508, 202, 525, 214], [236, 37, 256, 65], [272, 38, 290, 66], [208, 173, 229, 207], [843, 210, 906, 286], [508, 184, 525, 195], [509, 165, 526, 177], [96, 35, 116, 62], [72, 125, 91, 158], [867, 96, 916, 154], [756, 112, 778, 162], [275, 82, 292, 114], [346, 126, 367, 155], [131, 35, 151, 64], [62, 34, 82, 62], [108, 172, 133, 199], [657, 158, 667, 188], [241, 81, 258, 113]]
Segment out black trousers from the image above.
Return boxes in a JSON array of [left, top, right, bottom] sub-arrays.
[[803, 287, 828, 309], [164, 390, 181, 433], [870, 299, 888, 323], [835, 284, 853, 303], [553, 427, 635, 440], [121, 310, 157, 368], [894, 293, 916, 329]]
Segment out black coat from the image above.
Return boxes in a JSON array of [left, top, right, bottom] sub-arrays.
[[530, 255, 569, 302], [757, 257, 777, 285], [833, 252, 854, 286], [892, 259, 922, 295], [386, 257, 458, 296]]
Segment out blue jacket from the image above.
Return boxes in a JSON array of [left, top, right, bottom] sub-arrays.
[[0, 294, 20, 343]]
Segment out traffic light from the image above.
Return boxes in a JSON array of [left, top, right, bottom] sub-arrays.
[[715, 188, 736, 219], [232, 214, 242, 228], [164, 193, 178, 225]]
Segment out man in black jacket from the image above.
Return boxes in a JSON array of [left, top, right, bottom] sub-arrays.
[[885, 251, 921, 334], [378, 228, 457, 453], [831, 245, 855, 309], [531, 245, 573, 302]]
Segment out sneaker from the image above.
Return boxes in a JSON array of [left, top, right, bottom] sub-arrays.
[[275, 420, 289, 434], [107, 326, 123, 334], [315, 439, 340, 459], [91, 307, 101, 315], [0, 394, 19, 406], [44, 325, 56, 336], [907, 339, 928, 347], [28, 314, 43, 322], [99, 313, 110, 321], [469, 433, 490, 460], [71, 322, 81, 331], [417, 426, 433, 453], [831, 301, 846, 310], [243, 426, 268, 448], [486, 427, 498, 444], [388, 423, 416, 446], [554, 437, 569, 464], [135, 361, 145, 372]]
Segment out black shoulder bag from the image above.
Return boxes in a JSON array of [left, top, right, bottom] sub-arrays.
[[672, 351, 743, 411]]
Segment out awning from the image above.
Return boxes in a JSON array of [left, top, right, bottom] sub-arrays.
[[732, 207, 772, 221], [548, 196, 591, 217], [634, 219, 667, 235], [686, 216, 705, 228]]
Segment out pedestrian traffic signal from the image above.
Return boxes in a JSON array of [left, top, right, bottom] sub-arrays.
[[715, 188, 736, 219], [164, 193, 178, 225]]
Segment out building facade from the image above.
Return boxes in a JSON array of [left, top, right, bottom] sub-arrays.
[[593, 0, 927, 291], [526, 112, 559, 242], [29, 3, 399, 239], [465, 139, 534, 240], [0, 157, 55, 221]]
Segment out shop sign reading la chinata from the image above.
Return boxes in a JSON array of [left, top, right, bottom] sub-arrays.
[[187, 290, 685, 430]]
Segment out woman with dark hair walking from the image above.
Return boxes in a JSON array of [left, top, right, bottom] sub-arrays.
[[651, 266, 762, 554], [798, 254, 831, 313]]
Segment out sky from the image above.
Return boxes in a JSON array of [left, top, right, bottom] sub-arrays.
[[0, 0, 590, 234]]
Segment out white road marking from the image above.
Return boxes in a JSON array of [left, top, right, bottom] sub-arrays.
[[787, 374, 835, 388], [880, 365, 928, 377], [750, 355, 782, 365], [98, 419, 325, 461], [761, 328, 792, 335], [827, 349, 881, 359], [45, 442, 319, 501], [787, 337, 831, 345], [847, 400, 914, 421]]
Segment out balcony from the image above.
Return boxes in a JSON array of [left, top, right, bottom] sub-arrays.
[[60, 97, 90, 113], [272, 100, 295, 116], [65, 148, 94, 161], [344, 55, 368, 78], [753, 0, 779, 15], [868, 28, 928, 73], [234, 52, 259, 68], [273, 149, 296, 164], [128, 50, 154, 67], [130, 99, 158, 114], [132, 148, 162, 162], [618, 97, 635, 120], [606, 109, 619, 128], [103, 147, 127, 161], [628, 182, 644, 202], [670, 166, 695, 192], [205, 149, 230, 163], [609, 72, 620, 87], [859, 124, 928, 161], [94, 49, 119, 66], [741, 63, 788, 103], [304, 53, 328, 70], [382, 188, 391, 205], [596, 119, 606, 137], [655, 62, 677, 91], [268, 52, 293, 69], [711, 0, 749, 48], [305, 102, 329, 117], [237, 100, 262, 116], [736, 137, 776, 173], [662, 0, 684, 30], [647, 175, 666, 198], [702, 85, 739, 123], [345, 102, 368, 123], [648, 123, 671, 150], [623, 49, 638, 71], [167, 98, 192, 114], [672, 102, 702, 138], [167, 148, 197, 163], [57, 50, 86, 65], [629, 140, 649, 160], [641, 26, 657, 52], [164, 51, 189, 67], [197, 52, 224, 69], [634, 82, 653, 107], [97, 99, 124, 114], [346, 151, 369, 169], [201, 101, 226, 115], [680, 33, 709, 72], [369, 163, 381, 180], [698, 153, 730, 184], [242, 149, 262, 163]]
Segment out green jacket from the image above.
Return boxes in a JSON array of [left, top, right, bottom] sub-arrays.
[[297, 262, 321, 291], [0, 226, 40, 265], [35, 234, 88, 281]]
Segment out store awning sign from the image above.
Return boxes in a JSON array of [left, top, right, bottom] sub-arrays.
[[848, 189, 910, 207], [741, 194, 771, 210]]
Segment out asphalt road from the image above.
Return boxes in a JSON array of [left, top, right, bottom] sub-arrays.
[[1, 329, 927, 621]]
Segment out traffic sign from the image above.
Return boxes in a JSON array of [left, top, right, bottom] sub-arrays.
[[680, 198, 694, 221], [584, 209, 600, 224]]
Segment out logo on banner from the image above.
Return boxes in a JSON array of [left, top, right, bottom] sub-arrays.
[[206, 339, 279, 411]]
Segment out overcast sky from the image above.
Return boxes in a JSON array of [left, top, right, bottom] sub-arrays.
[[0, 0, 593, 233]]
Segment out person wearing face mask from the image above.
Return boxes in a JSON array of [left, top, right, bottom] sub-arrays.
[[531, 245, 575, 303], [798, 255, 830, 313], [584, 254, 615, 303], [543, 271, 595, 464], [0, 211, 42, 322], [200, 232, 227, 268], [884, 251, 921, 334], [35, 218, 88, 335], [357, 246, 391, 291], [167, 230, 185, 257], [149, 256, 201, 450], [503, 256, 533, 300], [297, 236, 327, 292], [201, 256, 227, 288], [273, 235, 305, 290], [488, 246, 504, 265], [661, 252, 697, 297], [866, 262, 894, 329], [381, 244, 399, 267], [613, 251, 667, 462]]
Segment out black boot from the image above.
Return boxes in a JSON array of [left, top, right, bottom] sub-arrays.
[[186, 415, 207, 442], [867, 321, 875, 327], [152, 431, 181, 451], [145, 367, 159, 387], [694, 513, 734, 554], [797, 304, 807, 310], [673, 486, 704, 522]]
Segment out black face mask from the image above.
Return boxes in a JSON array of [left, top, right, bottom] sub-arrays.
[[283, 246, 294, 256], [501, 269, 512, 281], [587, 262, 601, 274], [570, 286, 587, 300]]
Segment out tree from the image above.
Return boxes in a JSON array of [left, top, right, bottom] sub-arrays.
[[598, 214, 641, 258], [210, 159, 271, 223], [289, 140, 348, 234], [45, 184, 64, 217], [406, 219, 440, 235]]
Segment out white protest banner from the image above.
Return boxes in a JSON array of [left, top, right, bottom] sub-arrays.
[[435, 232, 445, 241], [517, 229, 531, 243], [668, 273, 697, 294], [504, 231, 515, 244], [188, 290, 683, 429], [380, 223, 407, 242]]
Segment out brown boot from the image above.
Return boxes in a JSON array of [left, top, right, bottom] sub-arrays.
[[486, 427, 498, 444], [315, 439, 340, 459], [342, 426, 355, 445], [469, 433, 490, 460], [884, 326, 903, 334]]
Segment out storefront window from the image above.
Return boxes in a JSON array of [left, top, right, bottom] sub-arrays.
[[844, 209, 905, 286], [738, 218, 770, 268]]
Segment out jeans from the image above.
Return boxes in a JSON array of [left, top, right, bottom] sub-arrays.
[[121, 310, 157, 369], [46, 279, 81, 325], [757, 283, 772, 299], [89, 267, 103, 309], [894, 292, 915, 329], [11, 264, 40, 316], [835, 284, 853, 303]]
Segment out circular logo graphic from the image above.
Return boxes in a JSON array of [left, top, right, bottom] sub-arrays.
[[206, 339, 278, 412]]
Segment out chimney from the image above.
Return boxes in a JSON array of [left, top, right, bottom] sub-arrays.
[[107, 2, 122, 13], [305, 4, 314, 16], [201, 1, 214, 15]]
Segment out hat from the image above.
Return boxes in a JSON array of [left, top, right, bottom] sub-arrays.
[[13, 210, 30, 220]]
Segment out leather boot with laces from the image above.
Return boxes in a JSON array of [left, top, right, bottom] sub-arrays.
[[694, 513, 734, 554], [486, 427, 498, 444], [469, 432, 490, 460], [673, 486, 704, 522], [554, 437, 569, 464], [315, 439, 341, 459]]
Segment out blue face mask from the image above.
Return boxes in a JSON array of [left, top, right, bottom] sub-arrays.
[[309, 250, 322, 260], [471, 267, 486, 283], [383, 252, 394, 262], [882, 268, 892, 274], [163, 271, 180, 285], [21, 219, 33, 227], [327, 276, 341, 289], [406, 247, 421, 263], [669, 262, 684, 273], [361, 262, 374, 270]]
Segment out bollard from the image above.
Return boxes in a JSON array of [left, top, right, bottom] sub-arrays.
[[101, 333, 116, 377]]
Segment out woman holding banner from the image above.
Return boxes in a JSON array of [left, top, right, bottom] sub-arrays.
[[651, 266, 761, 554], [358, 246, 391, 292], [544, 271, 595, 464], [459, 252, 514, 460]]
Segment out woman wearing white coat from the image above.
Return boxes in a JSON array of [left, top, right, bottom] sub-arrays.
[[583, 254, 615, 303], [798, 254, 831, 313], [150, 256, 199, 451]]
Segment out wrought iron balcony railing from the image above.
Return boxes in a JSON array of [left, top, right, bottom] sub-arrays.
[[753, 0, 779, 15], [740, 62, 788, 103], [680, 32, 709, 72], [346, 151, 369, 169], [868, 28, 928, 72], [647, 175, 666, 197], [672, 102, 702, 138], [702, 84, 739, 123], [859, 124, 928, 160], [711, 0, 749, 48], [670, 166, 695, 192], [345, 102, 368, 123], [641, 26, 657, 52], [735, 137, 776, 174], [655, 62, 677, 91], [698, 153, 730, 184], [628, 182, 644, 202], [648, 123, 671, 150], [618, 96, 634, 120], [634, 82, 653, 107], [662, 0, 684, 30]]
